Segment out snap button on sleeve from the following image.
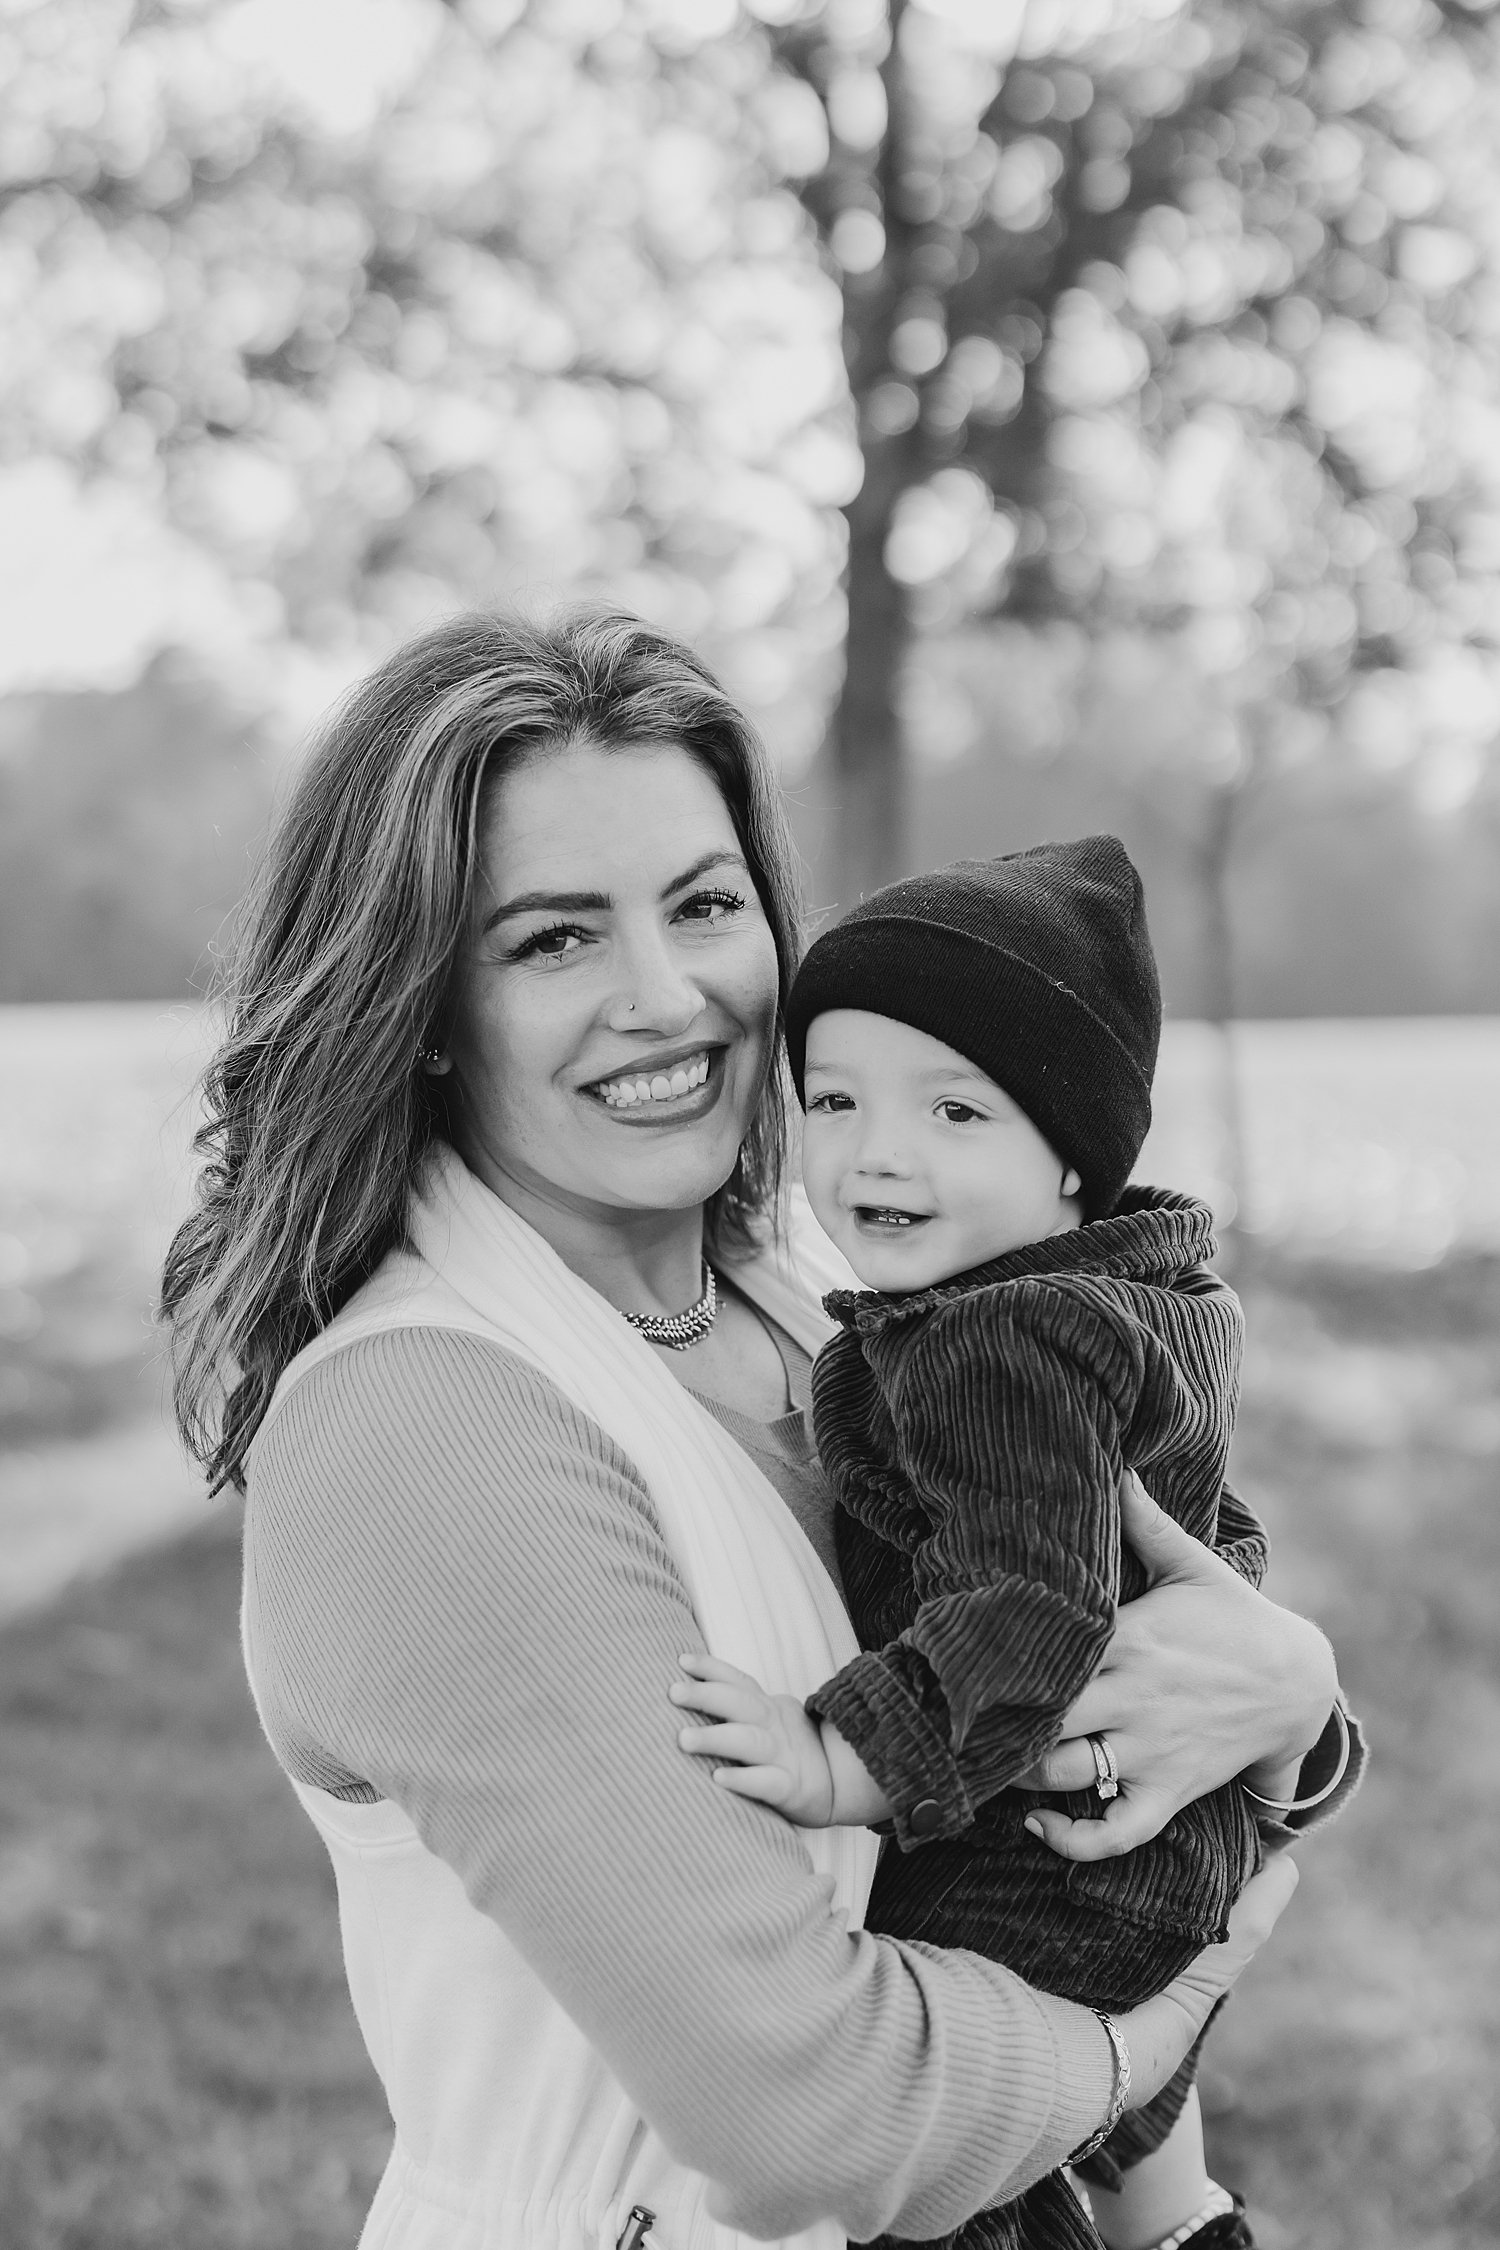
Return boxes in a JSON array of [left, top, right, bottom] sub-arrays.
[[908, 1797, 943, 1838]]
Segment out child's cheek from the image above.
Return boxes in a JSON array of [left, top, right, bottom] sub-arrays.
[[799, 1127, 839, 1230]]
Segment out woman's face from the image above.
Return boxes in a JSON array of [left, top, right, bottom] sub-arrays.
[[447, 737, 781, 1231]]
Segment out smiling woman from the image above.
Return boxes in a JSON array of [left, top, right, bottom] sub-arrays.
[[444, 742, 782, 1332], [159, 609, 1331, 2250]]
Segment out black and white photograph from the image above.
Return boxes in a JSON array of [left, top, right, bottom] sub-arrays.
[[1, 3, 1497, 2246]]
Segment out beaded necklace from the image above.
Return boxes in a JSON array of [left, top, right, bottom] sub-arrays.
[[620, 1263, 718, 1351]]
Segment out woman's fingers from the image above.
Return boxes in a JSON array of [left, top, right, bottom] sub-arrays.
[[1045, 1506, 1339, 1836], [1118, 1857, 1299, 2105], [1024, 1482, 1344, 1861], [1117, 1470, 1225, 1587], [1227, 1851, 1300, 1947], [1023, 1781, 1177, 1863], [1013, 1735, 1110, 1796], [1169, 1857, 1300, 2012]]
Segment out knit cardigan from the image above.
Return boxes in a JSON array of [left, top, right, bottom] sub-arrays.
[[243, 1155, 1120, 2250]]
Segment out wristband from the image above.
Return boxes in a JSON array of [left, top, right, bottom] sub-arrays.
[[1240, 1700, 1350, 1817], [1065, 2008, 1131, 2167]]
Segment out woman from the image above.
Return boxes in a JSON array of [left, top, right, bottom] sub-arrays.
[[163, 611, 1352, 2250]]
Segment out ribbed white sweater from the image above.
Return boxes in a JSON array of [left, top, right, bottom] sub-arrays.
[[245, 1310, 1115, 2246]]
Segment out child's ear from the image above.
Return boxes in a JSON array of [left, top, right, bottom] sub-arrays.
[[1061, 1167, 1083, 1198]]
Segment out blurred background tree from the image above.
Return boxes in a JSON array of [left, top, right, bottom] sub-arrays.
[[2, 0, 1499, 1029], [766, 0, 1500, 1213], [0, 0, 852, 725], [775, 0, 1500, 917]]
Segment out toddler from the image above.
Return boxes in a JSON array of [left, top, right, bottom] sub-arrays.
[[674, 839, 1284, 2250]]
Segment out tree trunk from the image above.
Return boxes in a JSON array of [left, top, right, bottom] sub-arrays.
[[825, 0, 925, 908], [831, 445, 910, 904], [1197, 776, 1248, 1266]]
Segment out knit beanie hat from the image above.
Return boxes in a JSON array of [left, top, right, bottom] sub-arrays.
[[784, 836, 1161, 1219]]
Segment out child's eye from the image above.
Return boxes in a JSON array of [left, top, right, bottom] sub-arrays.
[[937, 1100, 985, 1125], [675, 886, 747, 926], [508, 921, 589, 964], [807, 1091, 855, 1114]]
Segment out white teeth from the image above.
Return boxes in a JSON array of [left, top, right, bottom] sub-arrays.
[[597, 1053, 711, 1108]]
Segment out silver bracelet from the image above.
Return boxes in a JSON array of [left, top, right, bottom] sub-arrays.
[[1065, 2007, 1131, 2167], [1240, 1700, 1350, 1817]]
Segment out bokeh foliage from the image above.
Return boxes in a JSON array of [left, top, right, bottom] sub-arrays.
[[771, 0, 1500, 895], [2, 0, 1500, 987], [0, 0, 852, 747]]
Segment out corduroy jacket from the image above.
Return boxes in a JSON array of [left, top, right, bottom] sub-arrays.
[[807, 1184, 1268, 1975]]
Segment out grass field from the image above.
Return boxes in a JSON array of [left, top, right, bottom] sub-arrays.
[[0, 1508, 390, 2249], [1, 1249, 1498, 2248], [1204, 1252, 1500, 2250]]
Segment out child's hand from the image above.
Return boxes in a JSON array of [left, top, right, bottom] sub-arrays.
[[670, 1653, 837, 1827]]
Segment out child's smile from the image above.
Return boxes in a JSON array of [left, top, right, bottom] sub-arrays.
[[800, 1009, 1082, 1293]]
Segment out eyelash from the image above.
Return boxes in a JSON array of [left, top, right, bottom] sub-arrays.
[[507, 921, 585, 963], [682, 886, 747, 920], [506, 886, 748, 963]]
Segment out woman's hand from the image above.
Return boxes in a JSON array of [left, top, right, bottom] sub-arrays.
[[1018, 1476, 1337, 1862], [1117, 1855, 1300, 2107]]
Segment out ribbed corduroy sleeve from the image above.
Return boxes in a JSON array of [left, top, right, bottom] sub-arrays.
[[243, 1327, 1116, 2242], [810, 1282, 1144, 1848]]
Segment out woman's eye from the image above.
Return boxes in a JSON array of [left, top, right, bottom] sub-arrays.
[[938, 1101, 984, 1125], [675, 886, 747, 927], [510, 922, 587, 963], [807, 1091, 855, 1114]]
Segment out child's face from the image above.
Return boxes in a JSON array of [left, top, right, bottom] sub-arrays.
[[800, 1009, 1081, 1292]]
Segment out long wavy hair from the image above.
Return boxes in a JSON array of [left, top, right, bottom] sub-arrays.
[[161, 608, 806, 1494]]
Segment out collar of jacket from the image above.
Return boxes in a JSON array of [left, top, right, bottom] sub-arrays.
[[822, 1184, 1218, 1335]]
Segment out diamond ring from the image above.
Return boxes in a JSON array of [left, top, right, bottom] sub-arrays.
[[1088, 1732, 1120, 1803]]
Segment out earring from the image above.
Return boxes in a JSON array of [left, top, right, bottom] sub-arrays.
[[1062, 1167, 1083, 1197], [418, 1045, 452, 1075]]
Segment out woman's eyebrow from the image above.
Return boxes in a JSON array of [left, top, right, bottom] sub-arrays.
[[482, 887, 611, 933], [663, 849, 750, 893], [481, 852, 750, 935]]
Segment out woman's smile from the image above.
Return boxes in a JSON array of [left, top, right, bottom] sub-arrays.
[[587, 1043, 720, 1117]]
